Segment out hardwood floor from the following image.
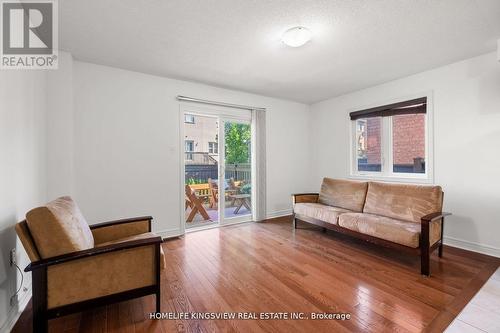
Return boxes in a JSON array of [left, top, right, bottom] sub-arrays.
[[12, 216, 500, 333]]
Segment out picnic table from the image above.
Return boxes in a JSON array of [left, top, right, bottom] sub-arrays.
[[229, 194, 251, 214]]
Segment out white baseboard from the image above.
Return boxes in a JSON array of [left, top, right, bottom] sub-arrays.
[[266, 209, 292, 219], [0, 283, 32, 333], [443, 236, 500, 258], [156, 228, 183, 239]]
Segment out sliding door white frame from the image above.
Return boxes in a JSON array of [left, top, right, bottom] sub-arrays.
[[219, 117, 253, 226], [178, 104, 253, 235]]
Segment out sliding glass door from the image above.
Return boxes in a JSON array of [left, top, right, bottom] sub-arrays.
[[184, 113, 220, 228], [183, 110, 253, 230], [219, 119, 252, 225]]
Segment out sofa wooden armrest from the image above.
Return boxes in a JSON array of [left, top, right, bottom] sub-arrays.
[[90, 216, 154, 244], [292, 193, 319, 204], [420, 212, 452, 276], [421, 212, 451, 223]]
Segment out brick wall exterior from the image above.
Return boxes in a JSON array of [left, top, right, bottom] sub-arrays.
[[366, 118, 381, 164], [365, 114, 425, 165], [392, 114, 425, 164]]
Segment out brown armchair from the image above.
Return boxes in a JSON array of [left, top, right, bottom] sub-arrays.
[[15, 196, 165, 333]]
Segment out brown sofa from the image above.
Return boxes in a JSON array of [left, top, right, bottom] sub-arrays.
[[292, 178, 450, 276], [15, 196, 165, 333]]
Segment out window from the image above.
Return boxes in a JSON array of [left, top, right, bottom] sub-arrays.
[[392, 113, 425, 173], [350, 96, 431, 181], [208, 142, 218, 154], [184, 114, 195, 124], [185, 140, 194, 160], [355, 117, 382, 172]]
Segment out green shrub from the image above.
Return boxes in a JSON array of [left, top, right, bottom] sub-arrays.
[[187, 178, 205, 185]]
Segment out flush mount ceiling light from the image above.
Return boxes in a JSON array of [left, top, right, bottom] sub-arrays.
[[281, 26, 312, 47]]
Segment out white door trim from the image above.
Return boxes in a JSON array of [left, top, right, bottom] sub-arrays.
[[179, 103, 253, 234]]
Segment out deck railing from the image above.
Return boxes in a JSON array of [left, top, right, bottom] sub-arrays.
[[185, 152, 218, 165], [185, 162, 251, 183], [224, 163, 251, 182]]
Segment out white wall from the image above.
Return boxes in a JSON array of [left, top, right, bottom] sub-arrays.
[[0, 71, 47, 332], [310, 51, 500, 256], [68, 60, 311, 237], [46, 52, 75, 199]]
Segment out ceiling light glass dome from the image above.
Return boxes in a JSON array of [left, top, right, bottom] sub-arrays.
[[281, 26, 312, 47]]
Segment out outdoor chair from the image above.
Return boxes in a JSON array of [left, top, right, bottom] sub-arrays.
[[208, 178, 219, 209], [185, 184, 211, 222]]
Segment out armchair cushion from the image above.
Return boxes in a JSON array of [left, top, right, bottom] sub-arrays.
[[294, 203, 352, 225], [91, 219, 151, 244], [339, 213, 442, 248], [47, 240, 157, 309], [26, 196, 94, 259], [15, 221, 40, 261], [96, 232, 166, 270]]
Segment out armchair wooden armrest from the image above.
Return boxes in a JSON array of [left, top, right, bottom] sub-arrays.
[[25, 235, 162, 272], [90, 215, 153, 229], [420, 212, 452, 276], [292, 193, 319, 204], [90, 216, 154, 244]]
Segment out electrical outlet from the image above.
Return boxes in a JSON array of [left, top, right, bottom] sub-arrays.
[[10, 248, 16, 266], [10, 294, 18, 307]]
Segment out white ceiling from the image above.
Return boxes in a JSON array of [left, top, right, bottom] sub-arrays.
[[60, 0, 500, 104]]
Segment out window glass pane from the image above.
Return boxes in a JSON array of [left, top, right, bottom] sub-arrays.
[[208, 142, 218, 154], [183, 114, 219, 226], [185, 140, 194, 160], [392, 114, 425, 173], [185, 140, 194, 151], [185, 114, 195, 123], [224, 121, 252, 218], [356, 117, 381, 172]]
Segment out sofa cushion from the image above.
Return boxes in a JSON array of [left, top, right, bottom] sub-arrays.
[[363, 182, 443, 223], [26, 196, 94, 259], [338, 213, 442, 248], [318, 178, 368, 212], [294, 203, 352, 225]]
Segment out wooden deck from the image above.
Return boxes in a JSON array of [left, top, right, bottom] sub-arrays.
[[12, 216, 500, 333], [185, 205, 251, 227]]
